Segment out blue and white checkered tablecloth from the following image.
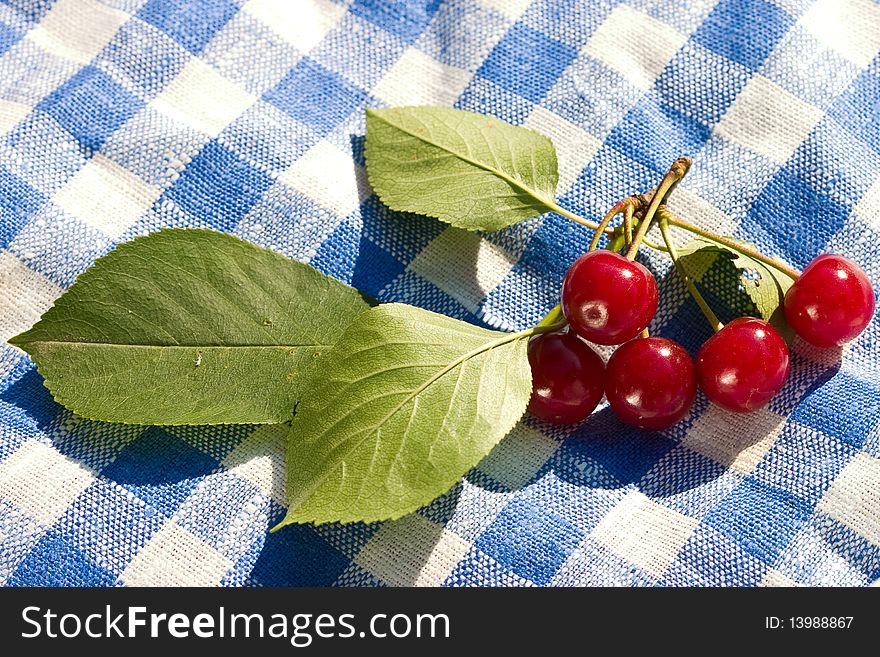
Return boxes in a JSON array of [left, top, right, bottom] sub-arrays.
[[1, 0, 879, 587]]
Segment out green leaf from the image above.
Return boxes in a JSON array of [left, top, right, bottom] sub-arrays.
[[9, 229, 371, 425], [677, 237, 795, 343], [365, 106, 559, 232], [275, 303, 532, 526]]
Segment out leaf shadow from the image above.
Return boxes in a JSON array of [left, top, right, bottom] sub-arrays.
[[348, 133, 543, 328]]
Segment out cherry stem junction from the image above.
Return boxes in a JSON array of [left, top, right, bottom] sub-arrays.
[[624, 157, 692, 261]]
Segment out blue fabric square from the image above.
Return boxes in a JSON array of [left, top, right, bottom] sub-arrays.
[[705, 477, 813, 564], [791, 371, 880, 449], [747, 164, 849, 269], [38, 66, 142, 152], [415, 0, 507, 70], [474, 495, 584, 585], [357, 194, 446, 267], [319, 222, 406, 298], [0, 21, 20, 57], [606, 95, 712, 172], [477, 23, 576, 103], [553, 413, 679, 486], [101, 428, 218, 517], [656, 42, 750, 127], [8, 210, 113, 288], [163, 141, 274, 230], [58, 480, 165, 574], [693, 0, 794, 71], [443, 548, 532, 586], [0, 165, 44, 248], [543, 52, 643, 138], [350, 0, 442, 43], [250, 523, 350, 586], [100, 19, 188, 96], [0, 369, 58, 433], [175, 474, 268, 554], [521, 0, 612, 47], [8, 530, 116, 587], [314, 14, 406, 90], [0, 0, 55, 27], [264, 59, 367, 137], [218, 104, 315, 174], [829, 65, 880, 155], [137, 0, 239, 55], [761, 28, 857, 110], [752, 423, 855, 504], [639, 447, 740, 521], [659, 525, 768, 586]]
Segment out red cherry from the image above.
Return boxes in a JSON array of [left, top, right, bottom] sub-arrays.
[[527, 331, 605, 425], [696, 317, 790, 413], [605, 337, 696, 431], [783, 254, 875, 348], [561, 250, 658, 345]]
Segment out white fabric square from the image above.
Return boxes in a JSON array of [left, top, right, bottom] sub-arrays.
[[409, 228, 517, 313], [120, 522, 233, 586], [244, 0, 345, 53], [53, 154, 161, 239], [477, 0, 533, 20], [355, 514, 472, 586], [818, 453, 880, 547], [0, 441, 96, 527], [372, 48, 472, 108], [0, 100, 30, 136], [0, 251, 63, 343], [801, 0, 880, 69], [590, 490, 699, 577], [279, 141, 366, 217], [714, 75, 823, 164], [760, 568, 802, 587], [584, 5, 687, 90], [152, 58, 257, 138], [28, 0, 128, 65], [681, 405, 787, 474], [666, 189, 738, 246], [478, 424, 558, 490], [222, 424, 287, 504], [524, 107, 601, 194]]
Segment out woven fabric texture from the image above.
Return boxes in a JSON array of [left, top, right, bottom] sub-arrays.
[[1, 0, 880, 587]]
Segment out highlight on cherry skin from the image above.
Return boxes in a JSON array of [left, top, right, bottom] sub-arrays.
[[784, 254, 876, 348], [604, 337, 697, 431], [527, 330, 606, 425], [561, 250, 658, 346], [696, 318, 790, 413]]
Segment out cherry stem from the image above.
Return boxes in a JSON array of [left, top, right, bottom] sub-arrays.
[[546, 200, 608, 233], [657, 211, 724, 333], [624, 157, 692, 261], [623, 202, 634, 246], [662, 211, 801, 280], [536, 303, 564, 328], [589, 200, 625, 251]]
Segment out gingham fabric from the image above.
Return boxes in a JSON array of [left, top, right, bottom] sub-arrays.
[[1, 0, 879, 588]]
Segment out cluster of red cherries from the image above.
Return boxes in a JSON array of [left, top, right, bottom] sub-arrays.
[[528, 236, 876, 430]]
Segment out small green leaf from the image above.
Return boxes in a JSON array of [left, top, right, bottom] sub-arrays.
[[678, 237, 795, 343], [275, 303, 532, 526], [365, 106, 559, 232], [9, 229, 371, 425]]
